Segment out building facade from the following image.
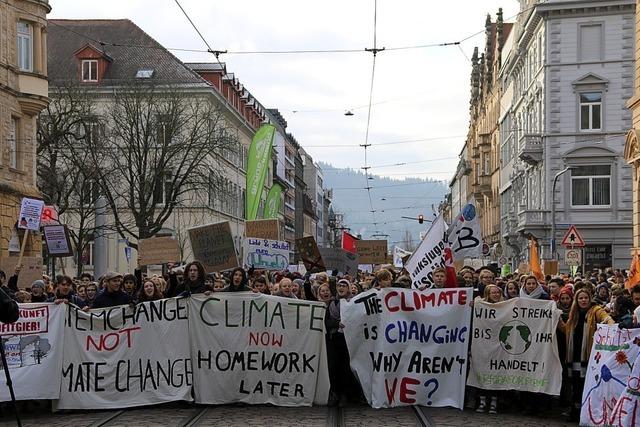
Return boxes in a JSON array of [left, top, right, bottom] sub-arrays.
[[0, 0, 50, 258], [501, 0, 635, 271], [467, 11, 512, 251]]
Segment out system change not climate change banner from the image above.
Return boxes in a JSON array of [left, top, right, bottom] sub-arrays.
[[341, 288, 472, 409]]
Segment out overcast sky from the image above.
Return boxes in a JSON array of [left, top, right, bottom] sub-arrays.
[[50, 0, 520, 182]]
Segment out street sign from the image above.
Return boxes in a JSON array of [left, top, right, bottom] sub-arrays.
[[561, 225, 585, 247], [565, 248, 582, 266]]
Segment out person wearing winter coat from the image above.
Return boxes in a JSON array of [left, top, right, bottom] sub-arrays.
[[48, 275, 85, 307], [519, 275, 550, 300]]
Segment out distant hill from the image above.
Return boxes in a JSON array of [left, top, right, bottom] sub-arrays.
[[318, 162, 449, 251]]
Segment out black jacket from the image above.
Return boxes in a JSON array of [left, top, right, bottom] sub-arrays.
[[47, 291, 85, 307], [92, 289, 131, 309], [0, 287, 18, 323]]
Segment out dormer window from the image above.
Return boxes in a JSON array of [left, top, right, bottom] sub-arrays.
[[82, 60, 98, 82]]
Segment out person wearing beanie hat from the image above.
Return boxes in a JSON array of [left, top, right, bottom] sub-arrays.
[[594, 283, 610, 306], [30, 280, 47, 303]]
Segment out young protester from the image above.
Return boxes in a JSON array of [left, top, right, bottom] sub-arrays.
[[29, 280, 48, 303], [562, 288, 614, 421], [137, 279, 164, 303], [48, 275, 85, 306], [92, 272, 131, 309], [275, 278, 297, 299], [594, 283, 610, 306], [225, 267, 249, 292], [375, 269, 392, 289], [252, 276, 270, 294], [291, 278, 304, 299], [84, 282, 99, 307], [476, 284, 503, 414], [547, 278, 562, 301], [477, 268, 495, 296], [503, 281, 519, 300], [350, 282, 362, 297], [519, 275, 549, 300], [461, 269, 476, 288], [166, 261, 208, 296], [76, 283, 87, 300], [431, 267, 447, 289], [14, 290, 31, 303]]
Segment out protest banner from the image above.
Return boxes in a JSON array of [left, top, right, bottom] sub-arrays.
[[243, 238, 290, 270], [246, 219, 281, 240], [355, 240, 388, 264], [318, 248, 358, 275], [580, 325, 640, 426], [189, 294, 330, 406], [0, 256, 43, 288], [405, 215, 456, 289], [295, 236, 325, 273], [56, 299, 193, 409], [341, 288, 472, 408], [0, 303, 65, 401], [393, 246, 412, 268], [43, 225, 73, 257], [447, 203, 483, 260], [467, 298, 562, 395], [188, 222, 238, 272], [138, 236, 181, 266]]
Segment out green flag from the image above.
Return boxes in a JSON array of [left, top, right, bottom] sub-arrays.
[[263, 183, 283, 219], [246, 124, 275, 220]]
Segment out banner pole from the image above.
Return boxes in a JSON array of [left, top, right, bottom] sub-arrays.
[[16, 229, 29, 269]]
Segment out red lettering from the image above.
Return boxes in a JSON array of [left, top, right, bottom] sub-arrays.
[[400, 293, 414, 312], [249, 332, 259, 346], [118, 326, 141, 348], [384, 378, 398, 404], [458, 290, 468, 306], [399, 377, 420, 404], [385, 291, 399, 312]]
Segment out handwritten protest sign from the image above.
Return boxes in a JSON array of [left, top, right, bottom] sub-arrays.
[[319, 248, 358, 275], [580, 325, 640, 426], [18, 197, 44, 231], [243, 238, 290, 270], [188, 222, 238, 272], [355, 240, 388, 264], [0, 304, 65, 401], [246, 219, 280, 240], [0, 256, 43, 288], [341, 288, 472, 408], [467, 298, 562, 395], [447, 203, 482, 260], [43, 225, 73, 257], [56, 299, 193, 409], [405, 215, 450, 289], [189, 294, 330, 406], [295, 236, 325, 273], [138, 236, 181, 266]]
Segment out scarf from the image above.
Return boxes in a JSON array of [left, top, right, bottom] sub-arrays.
[[520, 282, 544, 299]]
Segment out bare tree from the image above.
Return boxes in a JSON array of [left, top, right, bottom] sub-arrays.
[[74, 82, 236, 249], [37, 84, 110, 276]]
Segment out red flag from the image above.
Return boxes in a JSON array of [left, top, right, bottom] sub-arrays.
[[342, 231, 358, 254], [626, 249, 640, 290]]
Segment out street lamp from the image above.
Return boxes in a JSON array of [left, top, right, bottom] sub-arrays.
[[551, 167, 571, 260]]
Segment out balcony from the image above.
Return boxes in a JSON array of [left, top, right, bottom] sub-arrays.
[[479, 174, 492, 197], [471, 146, 480, 159], [517, 209, 548, 230], [518, 134, 543, 165]]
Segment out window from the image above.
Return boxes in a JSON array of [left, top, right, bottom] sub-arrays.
[[16, 21, 32, 72], [571, 165, 611, 206], [81, 60, 98, 82], [580, 92, 602, 131], [579, 24, 603, 62], [153, 170, 173, 205], [8, 118, 18, 169]]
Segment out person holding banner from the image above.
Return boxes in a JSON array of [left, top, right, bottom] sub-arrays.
[[29, 280, 48, 303], [48, 275, 85, 307], [225, 267, 249, 292], [475, 284, 504, 414], [503, 281, 519, 300], [137, 279, 164, 303], [166, 261, 208, 296], [92, 272, 131, 308], [519, 275, 549, 300], [84, 282, 98, 307], [562, 288, 614, 421]]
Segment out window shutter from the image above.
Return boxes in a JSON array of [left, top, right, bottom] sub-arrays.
[[580, 25, 602, 62]]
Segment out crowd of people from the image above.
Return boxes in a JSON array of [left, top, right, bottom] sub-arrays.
[[0, 260, 637, 420]]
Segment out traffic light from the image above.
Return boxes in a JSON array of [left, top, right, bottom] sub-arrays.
[[418, 214, 424, 224]]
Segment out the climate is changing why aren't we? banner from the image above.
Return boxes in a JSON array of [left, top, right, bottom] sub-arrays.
[[189, 293, 330, 406], [341, 288, 472, 408], [55, 298, 193, 409], [467, 298, 562, 395], [0, 303, 65, 401]]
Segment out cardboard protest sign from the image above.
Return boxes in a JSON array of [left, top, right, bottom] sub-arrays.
[[43, 225, 73, 257], [0, 257, 43, 288], [295, 236, 325, 273], [467, 298, 562, 395], [0, 303, 65, 401], [341, 288, 472, 408], [189, 294, 330, 406], [580, 325, 640, 426], [56, 298, 193, 409], [243, 238, 290, 270], [18, 197, 44, 231], [138, 236, 181, 266], [355, 240, 388, 264], [188, 222, 238, 272], [246, 219, 280, 240], [318, 248, 358, 275]]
